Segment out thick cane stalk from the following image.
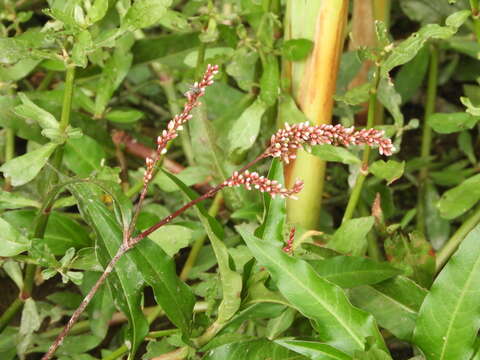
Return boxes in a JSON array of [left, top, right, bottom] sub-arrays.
[[285, 0, 349, 229]]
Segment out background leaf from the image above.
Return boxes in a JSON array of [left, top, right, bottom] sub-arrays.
[[414, 224, 480, 359]]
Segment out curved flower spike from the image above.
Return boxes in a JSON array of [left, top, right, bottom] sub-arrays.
[[265, 122, 395, 164], [223, 170, 304, 199]]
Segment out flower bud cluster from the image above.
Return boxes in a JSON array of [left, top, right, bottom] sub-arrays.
[[143, 64, 219, 184], [265, 122, 394, 164], [223, 170, 304, 199], [283, 227, 295, 253]]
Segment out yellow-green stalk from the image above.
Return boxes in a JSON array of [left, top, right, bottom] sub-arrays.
[[285, 0, 349, 229]]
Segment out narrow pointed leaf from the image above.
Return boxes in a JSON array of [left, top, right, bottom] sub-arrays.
[[0, 142, 58, 186], [164, 171, 242, 324], [308, 256, 402, 288], [237, 225, 386, 355], [276, 339, 351, 360], [350, 276, 427, 341], [70, 183, 195, 338], [69, 183, 147, 358], [413, 224, 480, 359]]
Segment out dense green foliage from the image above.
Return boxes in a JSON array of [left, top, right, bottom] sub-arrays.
[[1, 0, 480, 359]]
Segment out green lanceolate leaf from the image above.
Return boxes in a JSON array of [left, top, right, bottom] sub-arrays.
[[69, 183, 148, 359], [281, 39, 314, 61], [381, 10, 470, 76], [70, 183, 195, 338], [237, 225, 387, 355], [14, 93, 58, 131], [256, 159, 286, 245], [428, 112, 479, 134], [327, 217, 374, 256], [276, 339, 351, 360], [349, 276, 427, 341], [413, 224, 480, 359], [228, 99, 268, 157], [164, 171, 242, 324], [369, 160, 405, 185], [260, 54, 280, 107], [64, 135, 106, 177], [123, 0, 172, 30], [311, 145, 361, 165], [0, 217, 30, 256], [438, 173, 480, 220], [308, 256, 402, 288], [204, 338, 302, 360], [0, 142, 58, 187]]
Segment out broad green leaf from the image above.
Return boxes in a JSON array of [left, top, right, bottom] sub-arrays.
[[18, 298, 41, 354], [327, 217, 374, 256], [70, 183, 195, 338], [164, 171, 242, 324], [276, 339, 351, 360], [0, 142, 58, 187], [308, 256, 402, 288], [228, 99, 267, 156], [123, 0, 172, 29], [64, 135, 106, 177], [334, 83, 370, 106], [266, 308, 296, 340], [105, 109, 144, 123], [72, 30, 92, 68], [311, 145, 361, 165], [0, 38, 29, 65], [395, 46, 429, 104], [256, 159, 286, 245], [184, 47, 234, 68], [204, 338, 303, 360], [282, 39, 314, 61], [0, 192, 40, 210], [14, 93, 58, 130], [381, 11, 470, 76], [148, 225, 192, 257], [0, 58, 40, 82], [461, 96, 480, 117], [3, 209, 91, 255], [377, 78, 404, 128], [87, 0, 109, 23], [278, 93, 310, 126], [260, 54, 280, 107], [413, 224, 480, 359], [0, 217, 30, 256], [350, 276, 427, 341], [237, 225, 386, 355], [369, 160, 405, 185], [226, 48, 258, 92], [69, 183, 149, 358], [438, 174, 480, 219], [400, 0, 460, 24], [428, 112, 479, 134]]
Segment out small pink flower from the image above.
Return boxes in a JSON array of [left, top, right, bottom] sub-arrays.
[[223, 170, 304, 199], [265, 122, 394, 164], [143, 64, 219, 184], [283, 227, 295, 253]]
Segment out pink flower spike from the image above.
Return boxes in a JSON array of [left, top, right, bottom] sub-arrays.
[[265, 122, 395, 164], [223, 171, 304, 199]]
